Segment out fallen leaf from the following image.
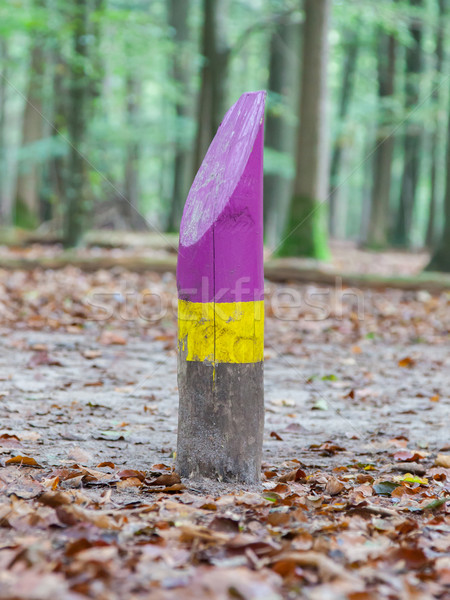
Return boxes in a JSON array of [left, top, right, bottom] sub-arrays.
[[393, 450, 424, 462], [398, 356, 415, 368], [312, 398, 328, 410], [5, 455, 42, 468], [435, 454, 450, 468], [99, 331, 127, 345], [278, 468, 306, 483], [394, 473, 428, 485], [28, 350, 62, 368], [373, 481, 400, 495], [325, 477, 344, 496], [146, 473, 181, 487], [118, 469, 146, 481], [116, 477, 142, 489], [82, 349, 102, 359]]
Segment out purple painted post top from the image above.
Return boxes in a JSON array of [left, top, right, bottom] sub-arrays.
[[177, 91, 266, 304]]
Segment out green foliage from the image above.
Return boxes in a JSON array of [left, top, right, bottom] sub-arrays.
[[0, 0, 448, 254]]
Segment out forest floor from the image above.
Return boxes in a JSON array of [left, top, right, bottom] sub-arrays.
[[0, 243, 449, 600]]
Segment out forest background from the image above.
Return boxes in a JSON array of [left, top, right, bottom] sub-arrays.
[[0, 0, 449, 270]]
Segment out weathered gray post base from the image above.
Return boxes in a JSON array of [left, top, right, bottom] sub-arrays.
[[177, 362, 264, 484]]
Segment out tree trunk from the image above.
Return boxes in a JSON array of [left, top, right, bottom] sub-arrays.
[[263, 17, 300, 249], [167, 0, 193, 232], [123, 75, 143, 230], [193, 0, 229, 173], [89, 0, 105, 109], [426, 0, 445, 247], [278, 0, 331, 259], [0, 39, 10, 225], [50, 52, 68, 225], [15, 43, 45, 229], [426, 93, 450, 271], [393, 0, 423, 247], [365, 31, 397, 249], [328, 28, 359, 238], [64, 0, 88, 247]]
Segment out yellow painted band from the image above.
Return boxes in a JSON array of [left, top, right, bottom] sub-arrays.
[[178, 300, 264, 364]]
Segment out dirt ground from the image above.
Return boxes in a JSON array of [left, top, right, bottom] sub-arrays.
[[0, 248, 449, 599]]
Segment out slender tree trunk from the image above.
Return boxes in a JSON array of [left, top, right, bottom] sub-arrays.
[[50, 52, 68, 226], [263, 17, 301, 249], [50, 52, 68, 227], [193, 0, 229, 172], [0, 39, 9, 225], [15, 43, 45, 229], [123, 75, 143, 230], [426, 0, 445, 247], [426, 94, 450, 271], [64, 0, 88, 247], [393, 0, 423, 247], [89, 0, 105, 110], [278, 0, 331, 259], [365, 31, 397, 249], [328, 28, 359, 238], [168, 0, 193, 232]]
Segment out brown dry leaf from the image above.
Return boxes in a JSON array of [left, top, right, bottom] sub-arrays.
[[278, 468, 307, 483], [179, 523, 230, 544], [393, 450, 425, 462], [116, 477, 142, 489], [42, 476, 60, 490], [82, 349, 102, 359], [5, 455, 42, 468], [161, 483, 186, 493], [99, 331, 127, 345], [435, 454, 450, 468], [147, 472, 181, 486], [0, 433, 22, 448], [271, 551, 347, 581], [56, 504, 121, 529], [267, 510, 291, 527], [97, 461, 115, 469], [4, 476, 44, 499], [398, 356, 415, 368], [117, 469, 146, 481], [325, 477, 345, 496]]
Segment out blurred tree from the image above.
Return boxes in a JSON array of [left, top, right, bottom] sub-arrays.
[[167, 0, 193, 232], [393, 0, 424, 247], [278, 0, 330, 258], [123, 75, 143, 229], [64, 0, 89, 247], [50, 50, 69, 224], [427, 88, 450, 271], [328, 26, 359, 238], [366, 30, 397, 249], [264, 14, 300, 249], [194, 0, 229, 172], [0, 39, 9, 224], [426, 0, 446, 247], [15, 1, 46, 229]]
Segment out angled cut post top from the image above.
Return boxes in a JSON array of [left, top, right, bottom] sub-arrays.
[[177, 90, 266, 305]]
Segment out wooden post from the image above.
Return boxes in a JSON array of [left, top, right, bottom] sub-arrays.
[[176, 91, 265, 484]]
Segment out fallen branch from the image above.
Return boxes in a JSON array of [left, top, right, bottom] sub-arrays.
[[1, 253, 449, 292]]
